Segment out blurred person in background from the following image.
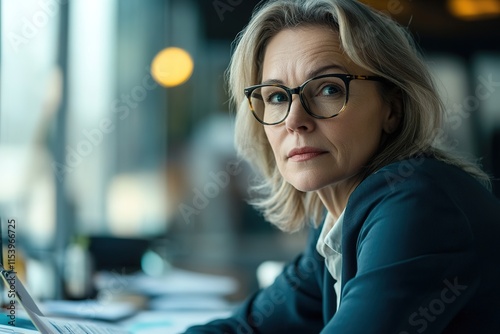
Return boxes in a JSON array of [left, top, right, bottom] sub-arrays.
[[185, 0, 500, 332]]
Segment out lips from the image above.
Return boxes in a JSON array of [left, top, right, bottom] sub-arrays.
[[287, 147, 328, 162]]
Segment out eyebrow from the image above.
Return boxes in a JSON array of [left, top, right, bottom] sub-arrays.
[[261, 64, 348, 85]]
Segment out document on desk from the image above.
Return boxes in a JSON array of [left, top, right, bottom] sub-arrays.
[[0, 219, 132, 333], [0, 266, 132, 334], [25, 314, 131, 334], [0, 267, 236, 333], [0, 324, 39, 333]]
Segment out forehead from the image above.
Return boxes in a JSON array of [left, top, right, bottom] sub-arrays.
[[261, 25, 365, 82]]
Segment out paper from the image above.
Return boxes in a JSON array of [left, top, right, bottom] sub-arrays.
[[0, 324, 39, 333]]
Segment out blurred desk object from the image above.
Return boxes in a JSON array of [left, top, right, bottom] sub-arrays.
[[120, 310, 232, 334], [88, 237, 151, 274], [60, 267, 236, 332], [41, 300, 137, 322], [95, 267, 238, 296]]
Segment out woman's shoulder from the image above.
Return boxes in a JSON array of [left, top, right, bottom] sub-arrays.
[[345, 156, 499, 228], [347, 156, 498, 217], [359, 155, 484, 195]]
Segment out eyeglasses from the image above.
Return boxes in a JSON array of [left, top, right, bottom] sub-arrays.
[[244, 73, 386, 125]]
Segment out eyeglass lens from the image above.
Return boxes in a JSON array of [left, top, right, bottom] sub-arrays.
[[249, 76, 347, 124]]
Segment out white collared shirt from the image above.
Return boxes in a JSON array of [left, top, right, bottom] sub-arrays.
[[316, 210, 345, 310]]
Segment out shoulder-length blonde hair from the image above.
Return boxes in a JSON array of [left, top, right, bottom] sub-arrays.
[[228, 0, 491, 232]]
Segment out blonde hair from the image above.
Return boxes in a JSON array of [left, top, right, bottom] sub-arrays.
[[228, 0, 491, 232]]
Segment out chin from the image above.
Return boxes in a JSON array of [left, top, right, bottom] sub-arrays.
[[288, 180, 326, 193], [281, 168, 340, 192], [287, 174, 350, 193]]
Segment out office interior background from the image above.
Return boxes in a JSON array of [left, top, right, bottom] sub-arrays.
[[0, 0, 499, 302]]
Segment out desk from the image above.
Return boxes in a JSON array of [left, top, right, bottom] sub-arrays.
[[0, 309, 232, 333], [0, 267, 238, 333]]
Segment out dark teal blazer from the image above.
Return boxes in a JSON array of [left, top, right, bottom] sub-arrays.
[[185, 157, 500, 333]]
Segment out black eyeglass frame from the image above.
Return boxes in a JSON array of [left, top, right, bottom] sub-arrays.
[[244, 73, 388, 125]]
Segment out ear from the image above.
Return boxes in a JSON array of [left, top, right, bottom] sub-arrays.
[[382, 90, 403, 135]]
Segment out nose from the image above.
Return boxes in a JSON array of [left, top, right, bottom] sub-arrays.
[[284, 95, 315, 133]]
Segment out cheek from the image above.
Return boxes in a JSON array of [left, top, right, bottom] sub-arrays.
[[330, 107, 386, 158], [347, 98, 386, 133], [263, 128, 288, 174], [264, 128, 279, 155]]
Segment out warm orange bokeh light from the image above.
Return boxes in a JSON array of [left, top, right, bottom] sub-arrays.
[[448, 0, 500, 20], [151, 47, 194, 87]]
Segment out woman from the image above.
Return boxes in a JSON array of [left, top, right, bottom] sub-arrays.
[[186, 0, 500, 332]]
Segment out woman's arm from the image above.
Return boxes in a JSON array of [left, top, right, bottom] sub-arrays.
[[183, 226, 327, 334]]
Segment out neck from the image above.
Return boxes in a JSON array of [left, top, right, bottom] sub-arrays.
[[316, 175, 362, 221]]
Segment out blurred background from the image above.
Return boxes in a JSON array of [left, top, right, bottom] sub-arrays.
[[0, 0, 499, 304]]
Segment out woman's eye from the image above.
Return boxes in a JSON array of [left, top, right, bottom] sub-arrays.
[[267, 92, 288, 104], [320, 85, 342, 96]]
